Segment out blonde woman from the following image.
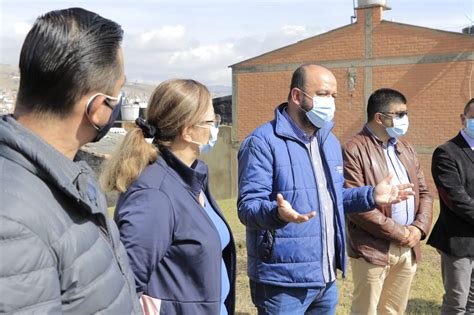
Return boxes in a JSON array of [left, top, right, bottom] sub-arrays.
[[101, 79, 236, 315]]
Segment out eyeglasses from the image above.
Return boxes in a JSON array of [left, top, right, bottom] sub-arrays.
[[379, 111, 408, 119], [198, 114, 221, 128]]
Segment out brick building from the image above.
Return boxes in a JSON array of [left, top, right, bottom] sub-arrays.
[[230, 0, 474, 189]]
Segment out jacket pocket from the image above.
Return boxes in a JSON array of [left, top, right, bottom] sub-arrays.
[[258, 230, 275, 261]]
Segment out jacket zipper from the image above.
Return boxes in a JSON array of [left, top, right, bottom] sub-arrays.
[[304, 142, 326, 282], [197, 190, 224, 309], [73, 176, 124, 276], [317, 141, 344, 279]]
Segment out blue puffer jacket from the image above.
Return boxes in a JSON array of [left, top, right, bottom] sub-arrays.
[[237, 104, 376, 287]]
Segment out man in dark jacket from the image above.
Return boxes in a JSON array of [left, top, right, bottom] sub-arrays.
[[428, 98, 474, 314], [343, 88, 433, 315], [0, 8, 142, 314], [238, 65, 415, 314]]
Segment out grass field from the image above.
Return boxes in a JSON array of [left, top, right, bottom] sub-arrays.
[[217, 199, 443, 315]]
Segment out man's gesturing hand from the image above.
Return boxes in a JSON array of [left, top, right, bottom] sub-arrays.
[[374, 173, 415, 206], [277, 193, 316, 223]]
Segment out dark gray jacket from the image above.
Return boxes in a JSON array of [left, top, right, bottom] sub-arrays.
[[0, 115, 142, 314]]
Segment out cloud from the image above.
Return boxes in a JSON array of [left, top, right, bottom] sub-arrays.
[[0, 0, 472, 88], [14, 22, 32, 36], [0, 36, 23, 65], [231, 24, 323, 64], [1, 21, 322, 87], [125, 24, 194, 52], [282, 25, 309, 36], [123, 41, 238, 85], [123, 24, 321, 86], [169, 43, 237, 65], [142, 25, 186, 41]]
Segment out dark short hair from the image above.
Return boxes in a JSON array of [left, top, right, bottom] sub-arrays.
[[367, 88, 407, 121], [464, 98, 474, 115], [16, 8, 124, 117], [287, 64, 310, 101]]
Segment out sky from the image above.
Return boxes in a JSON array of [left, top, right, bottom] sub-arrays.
[[0, 0, 473, 87]]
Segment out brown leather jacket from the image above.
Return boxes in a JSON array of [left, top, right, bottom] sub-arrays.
[[343, 126, 433, 265]]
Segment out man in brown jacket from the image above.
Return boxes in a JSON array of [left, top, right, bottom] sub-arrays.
[[343, 88, 433, 315]]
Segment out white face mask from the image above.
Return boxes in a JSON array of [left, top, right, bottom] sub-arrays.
[[191, 125, 219, 154], [386, 115, 409, 138], [301, 92, 336, 128], [465, 118, 474, 139]]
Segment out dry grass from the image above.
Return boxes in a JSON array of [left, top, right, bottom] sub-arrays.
[[109, 200, 442, 314], [217, 199, 443, 315]]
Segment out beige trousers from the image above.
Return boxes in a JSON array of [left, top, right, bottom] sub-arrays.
[[350, 243, 417, 315]]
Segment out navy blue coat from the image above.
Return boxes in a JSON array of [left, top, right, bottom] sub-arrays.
[[115, 148, 236, 314], [238, 104, 375, 287]]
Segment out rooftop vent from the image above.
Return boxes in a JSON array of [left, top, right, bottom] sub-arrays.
[[357, 0, 391, 10]]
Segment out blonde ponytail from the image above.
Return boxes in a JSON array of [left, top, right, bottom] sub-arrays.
[[100, 128, 158, 193], [100, 79, 212, 193]]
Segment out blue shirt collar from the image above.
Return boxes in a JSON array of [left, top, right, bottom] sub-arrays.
[[274, 103, 334, 145], [461, 129, 474, 150]]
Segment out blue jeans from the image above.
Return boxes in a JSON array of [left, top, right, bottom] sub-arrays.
[[250, 279, 338, 315]]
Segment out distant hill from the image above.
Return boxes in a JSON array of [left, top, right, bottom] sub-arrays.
[[0, 64, 20, 92], [208, 85, 232, 97], [123, 82, 231, 99], [0, 64, 231, 100], [122, 82, 155, 101]]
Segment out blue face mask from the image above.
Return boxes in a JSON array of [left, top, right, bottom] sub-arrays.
[[85, 92, 123, 142], [191, 125, 219, 155], [465, 118, 474, 139], [385, 115, 409, 138], [301, 91, 336, 128]]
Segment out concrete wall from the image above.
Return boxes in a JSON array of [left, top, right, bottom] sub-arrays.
[[200, 125, 238, 200], [76, 149, 119, 208], [79, 128, 238, 204]]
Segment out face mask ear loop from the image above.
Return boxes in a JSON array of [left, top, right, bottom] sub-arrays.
[[85, 94, 102, 130]]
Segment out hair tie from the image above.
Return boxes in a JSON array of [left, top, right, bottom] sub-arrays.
[[135, 117, 157, 138]]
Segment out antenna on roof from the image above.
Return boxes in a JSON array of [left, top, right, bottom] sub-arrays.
[[462, 13, 474, 34], [464, 13, 473, 24]]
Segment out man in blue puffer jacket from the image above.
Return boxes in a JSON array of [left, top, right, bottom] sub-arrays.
[[238, 64, 415, 314]]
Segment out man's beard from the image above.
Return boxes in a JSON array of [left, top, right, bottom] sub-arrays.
[[298, 101, 315, 130]]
